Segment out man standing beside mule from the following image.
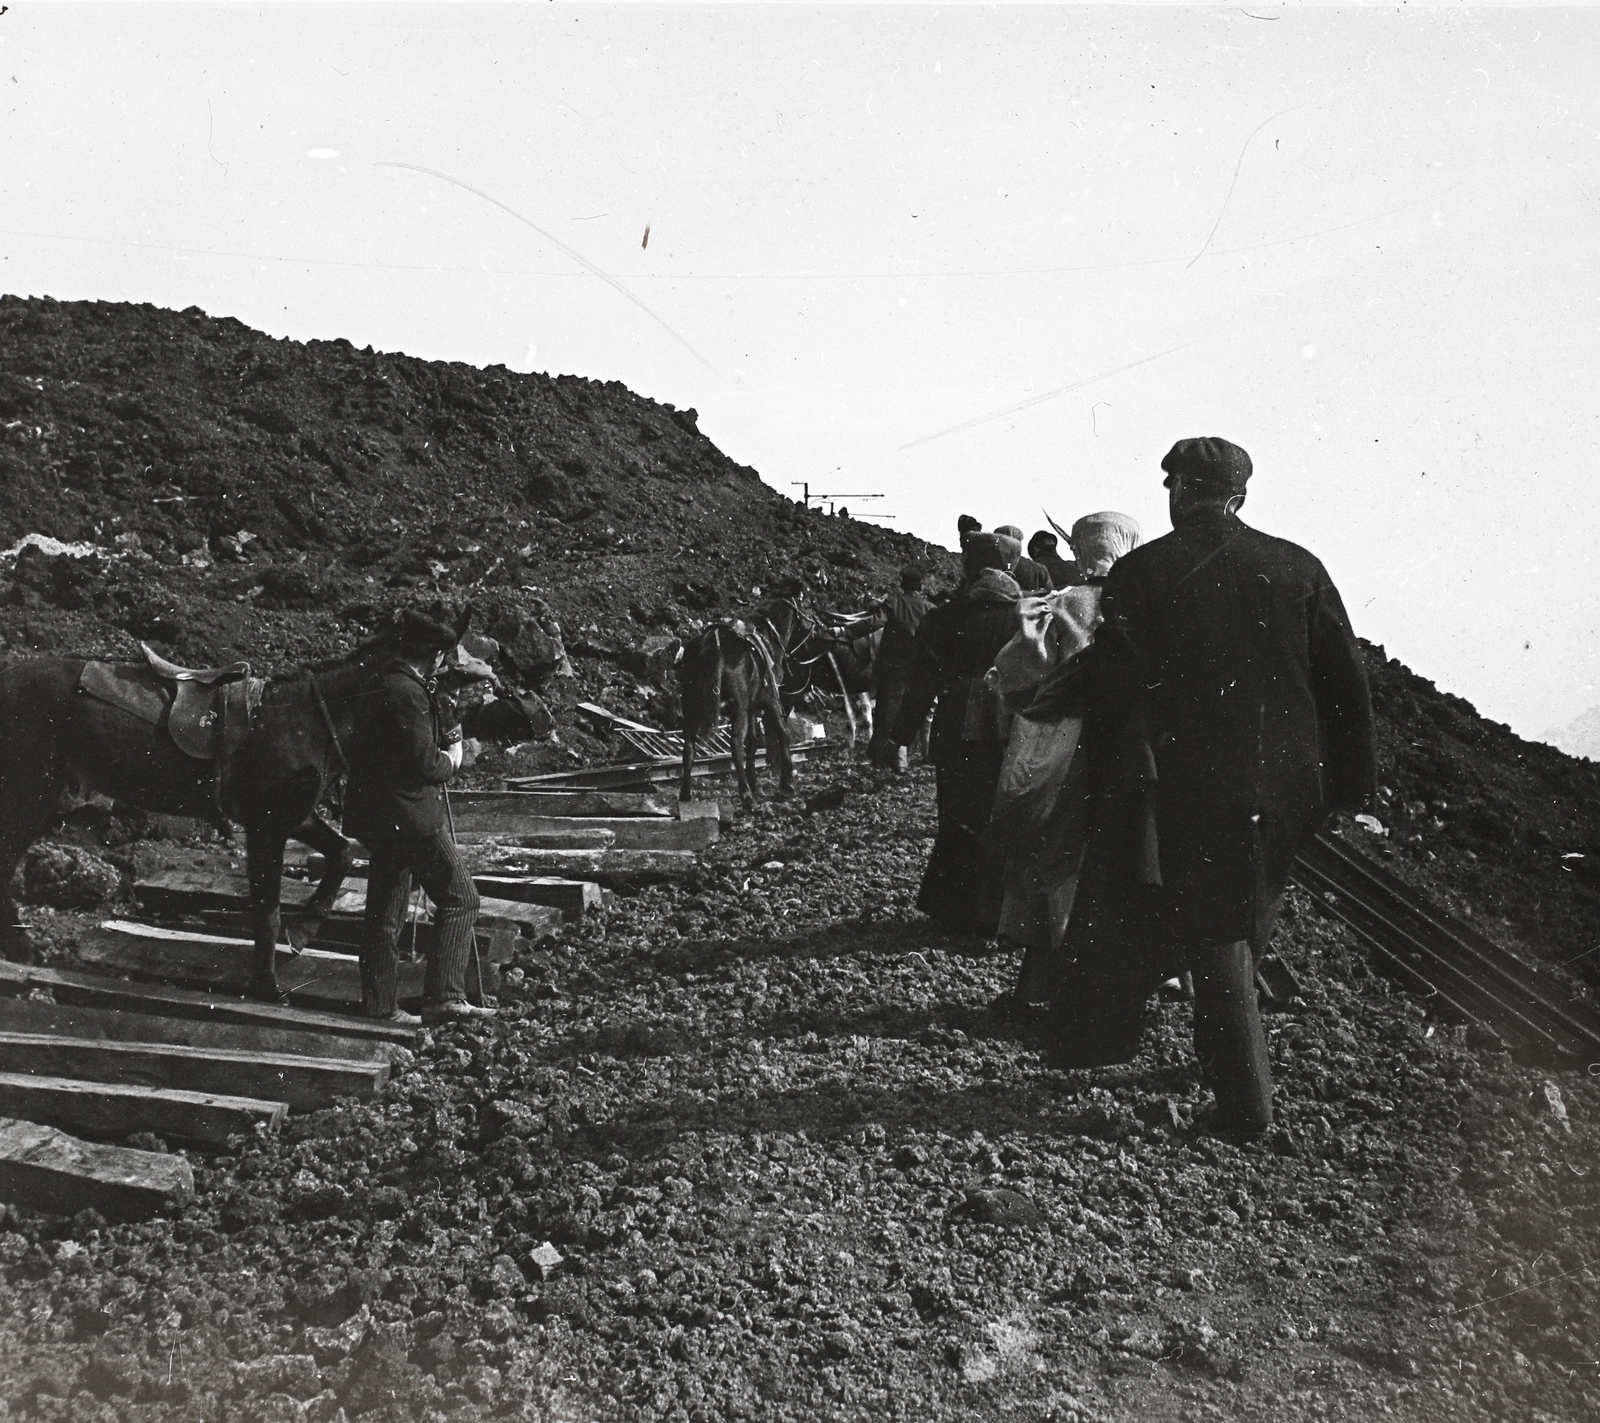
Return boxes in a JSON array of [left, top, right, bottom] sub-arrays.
[[344, 609, 492, 1026], [1050, 438, 1374, 1136]]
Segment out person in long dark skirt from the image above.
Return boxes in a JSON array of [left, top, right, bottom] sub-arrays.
[[891, 533, 1022, 936]]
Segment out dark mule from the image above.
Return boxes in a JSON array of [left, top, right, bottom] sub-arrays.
[[0, 612, 478, 1003], [797, 624, 879, 750], [678, 600, 808, 809]]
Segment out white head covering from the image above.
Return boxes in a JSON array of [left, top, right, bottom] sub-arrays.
[[1070, 511, 1142, 577]]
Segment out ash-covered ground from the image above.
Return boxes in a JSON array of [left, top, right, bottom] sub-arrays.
[[2, 757, 1598, 1423], [3, 296, 1600, 1422]]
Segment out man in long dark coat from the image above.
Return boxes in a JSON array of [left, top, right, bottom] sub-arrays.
[[865, 564, 933, 770], [1049, 437, 1375, 1134], [345, 610, 491, 1026], [892, 534, 1021, 935], [1027, 530, 1082, 590]]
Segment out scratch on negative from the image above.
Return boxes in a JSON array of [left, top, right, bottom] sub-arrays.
[[1186, 105, 1305, 270], [376, 161, 718, 376], [1439, 1256, 1600, 1317], [206, 100, 228, 178], [899, 344, 1190, 450]]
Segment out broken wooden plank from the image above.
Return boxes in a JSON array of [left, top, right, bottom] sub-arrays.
[[77, 923, 421, 1007], [457, 826, 616, 851], [451, 813, 715, 851], [0, 1033, 388, 1113], [132, 870, 559, 945], [0, 1073, 285, 1146], [0, 997, 398, 1065], [469, 876, 611, 921], [482, 789, 675, 818], [0, 960, 415, 1046], [452, 789, 684, 833], [574, 702, 662, 734], [506, 744, 813, 792], [0, 1116, 195, 1220], [458, 847, 698, 886], [79, 921, 499, 1007], [675, 799, 725, 825]]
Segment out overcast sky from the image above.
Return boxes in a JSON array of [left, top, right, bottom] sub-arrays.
[[4, 3, 1597, 741]]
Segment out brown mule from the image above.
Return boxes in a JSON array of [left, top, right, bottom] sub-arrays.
[[678, 599, 806, 810], [0, 611, 477, 1004]]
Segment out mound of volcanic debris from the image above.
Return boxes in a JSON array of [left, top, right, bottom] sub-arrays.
[[1347, 647, 1600, 993], [0, 293, 951, 755]]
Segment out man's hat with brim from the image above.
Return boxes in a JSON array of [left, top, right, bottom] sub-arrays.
[[393, 607, 463, 656], [1161, 437, 1252, 494]]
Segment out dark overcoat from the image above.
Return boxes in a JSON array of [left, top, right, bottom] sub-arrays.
[[1089, 512, 1375, 950], [892, 587, 1019, 760], [343, 659, 457, 842]]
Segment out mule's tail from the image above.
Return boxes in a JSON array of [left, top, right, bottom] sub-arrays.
[[680, 627, 725, 739]]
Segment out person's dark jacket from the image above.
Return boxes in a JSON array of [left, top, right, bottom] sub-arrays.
[[870, 589, 933, 673], [1037, 550, 1082, 589], [1088, 512, 1375, 949], [344, 659, 459, 842], [1013, 556, 1053, 593], [892, 579, 1020, 761]]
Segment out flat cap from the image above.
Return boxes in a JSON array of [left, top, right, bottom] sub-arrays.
[[1161, 437, 1252, 493], [392, 608, 461, 656]]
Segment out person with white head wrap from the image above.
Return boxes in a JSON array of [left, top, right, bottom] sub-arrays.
[[984, 512, 1143, 1012]]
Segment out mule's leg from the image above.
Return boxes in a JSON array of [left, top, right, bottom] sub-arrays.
[[0, 762, 66, 964], [244, 827, 291, 1003], [762, 693, 795, 799], [826, 652, 856, 750], [680, 730, 696, 804], [729, 694, 754, 811], [286, 812, 352, 951]]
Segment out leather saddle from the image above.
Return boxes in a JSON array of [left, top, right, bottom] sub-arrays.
[[141, 644, 249, 686], [138, 644, 261, 763]]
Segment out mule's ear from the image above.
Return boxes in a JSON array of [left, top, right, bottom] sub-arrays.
[[454, 604, 474, 641]]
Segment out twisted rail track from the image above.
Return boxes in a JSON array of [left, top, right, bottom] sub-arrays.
[[1292, 832, 1600, 1063]]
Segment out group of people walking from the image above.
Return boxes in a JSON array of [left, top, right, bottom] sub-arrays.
[[884, 437, 1377, 1136], [354, 435, 1375, 1135]]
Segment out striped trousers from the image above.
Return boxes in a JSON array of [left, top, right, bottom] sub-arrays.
[[359, 828, 481, 1015]]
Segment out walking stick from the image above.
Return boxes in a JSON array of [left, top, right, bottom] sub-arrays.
[[444, 785, 488, 1006]]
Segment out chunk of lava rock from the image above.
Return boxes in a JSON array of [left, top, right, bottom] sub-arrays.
[[805, 785, 848, 813], [527, 1241, 564, 1280], [235, 1355, 321, 1400], [341, 1321, 422, 1415], [954, 1188, 1046, 1229], [492, 612, 567, 683], [17, 842, 121, 909]]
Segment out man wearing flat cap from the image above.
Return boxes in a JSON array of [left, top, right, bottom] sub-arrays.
[[344, 608, 490, 1026], [1048, 437, 1375, 1136]]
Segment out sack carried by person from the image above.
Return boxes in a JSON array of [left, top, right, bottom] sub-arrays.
[[986, 709, 1084, 861]]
